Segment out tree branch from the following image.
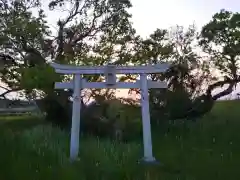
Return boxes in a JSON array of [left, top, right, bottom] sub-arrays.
[[19, 35, 45, 65], [0, 53, 18, 66], [55, 0, 83, 61], [206, 76, 240, 100], [0, 87, 22, 99], [0, 85, 9, 91], [72, 8, 105, 45]]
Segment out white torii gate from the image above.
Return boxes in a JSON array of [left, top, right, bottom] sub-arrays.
[[50, 62, 170, 163]]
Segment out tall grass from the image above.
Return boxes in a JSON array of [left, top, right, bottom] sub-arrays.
[[0, 100, 239, 179]]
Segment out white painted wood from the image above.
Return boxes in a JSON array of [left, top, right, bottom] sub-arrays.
[[70, 74, 81, 161], [50, 62, 170, 74], [140, 73, 156, 162], [105, 65, 116, 85], [55, 80, 167, 89]]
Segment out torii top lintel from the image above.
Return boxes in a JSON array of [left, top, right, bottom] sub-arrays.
[[50, 62, 170, 75]]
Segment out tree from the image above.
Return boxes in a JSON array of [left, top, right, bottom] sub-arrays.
[[148, 10, 240, 121], [0, 0, 54, 96], [127, 25, 212, 121], [199, 9, 240, 101], [0, 0, 136, 127], [169, 9, 240, 119], [2, 1, 239, 127]]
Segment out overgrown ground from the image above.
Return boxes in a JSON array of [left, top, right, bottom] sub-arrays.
[[0, 100, 239, 180]]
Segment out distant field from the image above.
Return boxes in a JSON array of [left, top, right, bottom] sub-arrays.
[[0, 100, 239, 180]]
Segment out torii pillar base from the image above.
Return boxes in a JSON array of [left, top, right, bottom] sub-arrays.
[[138, 157, 163, 166]]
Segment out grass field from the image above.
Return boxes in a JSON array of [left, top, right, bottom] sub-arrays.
[[0, 100, 239, 180]]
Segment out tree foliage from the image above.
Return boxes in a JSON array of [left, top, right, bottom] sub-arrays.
[[199, 9, 240, 100], [0, 1, 240, 130]]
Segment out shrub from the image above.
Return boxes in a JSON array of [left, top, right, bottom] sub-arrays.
[[39, 93, 142, 141], [81, 99, 142, 141], [150, 88, 194, 124], [105, 99, 142, 141], [38, 93, 72, 129]]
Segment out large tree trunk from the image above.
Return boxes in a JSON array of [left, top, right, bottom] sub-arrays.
[[184, 77, 240, 120]]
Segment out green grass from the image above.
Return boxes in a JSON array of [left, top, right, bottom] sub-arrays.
[[0, 100, 240, 180]]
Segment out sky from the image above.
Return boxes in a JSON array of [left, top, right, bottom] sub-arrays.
[[43, 0, 240, 37], [129, 0, 240, 37], [1, 0, 240, 100]]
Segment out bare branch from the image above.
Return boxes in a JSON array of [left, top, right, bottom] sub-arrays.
[[0, 53, 17, 66], [72, 8, 105, 45], [0, 87, 22, 99], [0, 85, 9, 91], [206, 76, 240, 100], [55, 0, 85, 61], [63, 0, 82, 26]]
